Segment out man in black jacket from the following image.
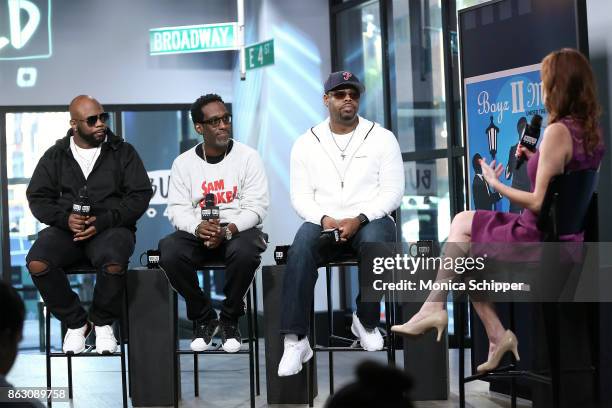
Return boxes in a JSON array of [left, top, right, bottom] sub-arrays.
[[26, 95, 152, 354], [472, 153, 502, 210]]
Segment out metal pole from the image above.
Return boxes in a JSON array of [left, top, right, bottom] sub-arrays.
[[237, 0, 246, 80], [0, 112, 11, 284]]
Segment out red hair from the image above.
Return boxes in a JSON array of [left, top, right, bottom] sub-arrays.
[[541, 48, 602, 154]]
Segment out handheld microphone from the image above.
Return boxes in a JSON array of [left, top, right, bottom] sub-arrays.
[[320, 228, 341, 246], [515, 114, 543, 170], [200, 193, 220, 220], [72, 186, 91, 216]]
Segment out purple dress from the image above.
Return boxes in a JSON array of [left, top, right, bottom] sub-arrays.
[[471, 117, 605, 243]]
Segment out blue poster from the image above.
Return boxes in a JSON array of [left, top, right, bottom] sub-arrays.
[[464, 64, 548, 213]]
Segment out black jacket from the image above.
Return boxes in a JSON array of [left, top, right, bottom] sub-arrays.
[[26, 129, 153, 233]]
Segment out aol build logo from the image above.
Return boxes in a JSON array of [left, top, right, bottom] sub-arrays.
[[0, 0, 51, 87]]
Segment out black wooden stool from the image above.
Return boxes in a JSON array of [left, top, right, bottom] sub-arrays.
[[172, 261, 259, 408], [44, 264, 128, 407], [307, 253, 396, 407]]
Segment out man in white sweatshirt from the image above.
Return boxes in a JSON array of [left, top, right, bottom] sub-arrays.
[[278, 72, 404, 376], [159, 94, 269, 353]]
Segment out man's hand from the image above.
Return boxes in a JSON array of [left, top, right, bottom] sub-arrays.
[[196, 219, 224, 248], [73, 216, 97, 242], [205, 232, 224, 249], [68, 213, 87, 234], [321, 216, 340, 230], [338, 217, 361, 241], [195, 219, 221, 240]]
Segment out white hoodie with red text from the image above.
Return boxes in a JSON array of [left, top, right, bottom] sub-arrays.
[[167, 140, 269, 236]]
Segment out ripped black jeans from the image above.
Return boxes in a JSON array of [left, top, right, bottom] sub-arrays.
[[26, 226, 135, 329]]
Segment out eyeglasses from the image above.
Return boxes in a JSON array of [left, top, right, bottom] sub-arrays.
[[329, 90, 360, 100], [76, 112, 110, 127], [201, 113, 232, 127]]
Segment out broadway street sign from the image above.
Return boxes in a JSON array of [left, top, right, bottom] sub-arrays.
[[149, 22, 238, 56]]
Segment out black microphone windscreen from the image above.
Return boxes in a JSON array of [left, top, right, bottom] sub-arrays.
[[530, 114, 543, 130], [205, 193, 215, 207]]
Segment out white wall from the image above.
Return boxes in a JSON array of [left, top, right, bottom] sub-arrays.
[[0, 0, 236, 105], [232, 0, 333, 310], [233, 0, 331, 264]]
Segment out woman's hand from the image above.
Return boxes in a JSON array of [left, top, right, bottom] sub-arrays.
[[480, 158, 504, 187], [516, 143, 536, 161]]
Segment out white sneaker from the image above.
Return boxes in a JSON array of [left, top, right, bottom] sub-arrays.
[[351, 312, 384, 351], [95, 325, 118, 354], [277, 334, 313, 377], [220, 320, 242, 353], [62, 322, 91, 354], [190, 319, 219, 352]]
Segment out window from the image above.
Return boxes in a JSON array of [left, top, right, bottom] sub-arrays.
[[334, 1, 385, 125]]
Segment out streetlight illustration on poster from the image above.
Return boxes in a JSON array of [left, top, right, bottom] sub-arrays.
[[464, 63, 548, 213]]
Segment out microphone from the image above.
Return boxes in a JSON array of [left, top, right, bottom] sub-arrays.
[[515, 114, 543, 170], [72, 186, 91, 216], [200, 193, 220, 221]]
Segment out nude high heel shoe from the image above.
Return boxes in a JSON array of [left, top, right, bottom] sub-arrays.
[[391, 310, 448, 342], [476, 330, 520, 373]]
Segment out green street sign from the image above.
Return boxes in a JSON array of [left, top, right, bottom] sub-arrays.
[[150, 22, 238, 56], [246, 39, 274, 70]]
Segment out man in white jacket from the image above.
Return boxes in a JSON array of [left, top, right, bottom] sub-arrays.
[[278, 72, 404, 376], [159, 94, 269, 353]]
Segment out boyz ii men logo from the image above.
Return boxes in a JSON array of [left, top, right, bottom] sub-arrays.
[[199, 179, 238, 206], [0, 0, 51, 60]]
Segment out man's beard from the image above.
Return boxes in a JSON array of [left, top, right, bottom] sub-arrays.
[[80, 130, 105, 147], [336, 110, 357, 124], [206, 133, 232, 149]]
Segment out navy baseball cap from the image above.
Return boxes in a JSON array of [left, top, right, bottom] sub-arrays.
[[324, 71, 365, 94]]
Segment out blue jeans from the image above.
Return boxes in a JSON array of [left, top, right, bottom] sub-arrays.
[[280, 217, 396, 336]]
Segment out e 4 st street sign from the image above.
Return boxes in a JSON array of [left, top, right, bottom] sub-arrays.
[[149, 22, 238, 56], [245, 39, 274, 70]]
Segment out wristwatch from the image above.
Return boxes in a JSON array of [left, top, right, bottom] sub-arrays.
[[357, 213, 369, 227], [224, 226, 233, 241]]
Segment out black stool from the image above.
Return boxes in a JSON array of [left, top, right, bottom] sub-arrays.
[[44, 265, 129, 408], [307, 253, 396, 407], [172, 260, 259, 408], [458, 169, 600, 408]]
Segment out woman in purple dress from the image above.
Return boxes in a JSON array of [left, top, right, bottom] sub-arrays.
[[392, 48, 605, 372]]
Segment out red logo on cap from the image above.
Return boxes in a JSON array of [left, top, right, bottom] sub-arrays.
[[343, 72, 352, 80]]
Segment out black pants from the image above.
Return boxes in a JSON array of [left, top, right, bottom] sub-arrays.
[[158, 228, 266, 322], [26, 226, 135, 329], [280, 217, 396, 336]]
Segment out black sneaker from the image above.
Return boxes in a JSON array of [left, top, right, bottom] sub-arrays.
[[220, 319, 242, 353], [190, 318, 219, 351]]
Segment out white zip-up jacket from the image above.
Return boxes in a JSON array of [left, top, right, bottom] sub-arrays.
[[167, 140, 269, 235], [290, 116, 404, 224]]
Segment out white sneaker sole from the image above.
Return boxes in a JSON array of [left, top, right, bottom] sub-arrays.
[[96, 344, 118, 355], [278, 346, 314, 377], [63, 345, 86, 355], [190, 326, 218, 352], [221, 341, 242, 353]]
